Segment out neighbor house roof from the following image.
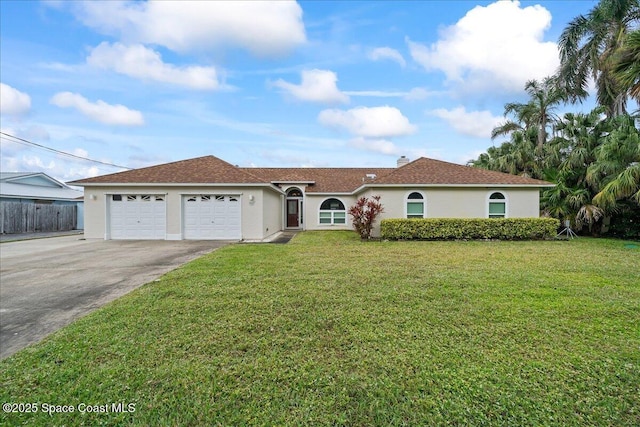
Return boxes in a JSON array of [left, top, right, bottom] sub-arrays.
[[69, 155, 553, 192], [1, 172, 84, 201]]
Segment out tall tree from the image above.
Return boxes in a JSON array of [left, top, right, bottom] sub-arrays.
[[556, 0, 640, 117], [541, 109, 610, 230], [590, 114, 640, 208], [492, 77, 564, 150], [613, 30, 640, 105], [469, 128, 542, 179]]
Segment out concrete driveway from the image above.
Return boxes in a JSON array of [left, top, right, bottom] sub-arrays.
[[0, 236, 229, 359]]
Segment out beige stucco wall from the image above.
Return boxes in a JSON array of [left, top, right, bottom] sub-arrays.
[[81, 186, 281, 240], [262, 190, 283, 239], [362, 187, 540, 218], [359, 187, 541, 236], [82, 184, 541, 240]]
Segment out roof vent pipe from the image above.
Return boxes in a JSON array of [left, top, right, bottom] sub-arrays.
[[397, 156, 410, 167]]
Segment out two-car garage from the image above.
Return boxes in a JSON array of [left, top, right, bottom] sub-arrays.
[[108, 194, 241, 240]]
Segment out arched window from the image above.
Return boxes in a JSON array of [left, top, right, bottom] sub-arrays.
[[319, 198, 346, 225], [406, 191, 425, 218], [488, 192, 507, 218], [287, 188, 303, 197]]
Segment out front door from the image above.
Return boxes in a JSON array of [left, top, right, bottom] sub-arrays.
[[287, 199, 299, 228]]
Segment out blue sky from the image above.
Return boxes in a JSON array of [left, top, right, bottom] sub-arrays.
[[0, 0, 603, 182]]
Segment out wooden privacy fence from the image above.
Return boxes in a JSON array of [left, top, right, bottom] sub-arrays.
[[0, 202, 77, 234]]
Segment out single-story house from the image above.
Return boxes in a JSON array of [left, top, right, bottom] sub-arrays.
[[69, 155, 553, 241], [1, 172, 84, 231]]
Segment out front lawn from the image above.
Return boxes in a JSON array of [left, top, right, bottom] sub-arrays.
[[1, 232, 639, 426]]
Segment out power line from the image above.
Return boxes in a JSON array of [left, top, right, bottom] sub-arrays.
[[0, 132, 132, 170]]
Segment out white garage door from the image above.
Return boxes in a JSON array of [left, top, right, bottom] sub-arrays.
[[184, 195, 241, 240], [110, 194, 166, 240]]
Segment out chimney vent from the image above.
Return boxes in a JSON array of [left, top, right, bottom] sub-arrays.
[[397, 156, 410, 167]]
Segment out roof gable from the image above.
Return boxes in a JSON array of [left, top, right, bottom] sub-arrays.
[[1, 172, 83, 201], [373, 157, 552, 186], [69, 155, 269, 185], [1, 172, 66, 188]]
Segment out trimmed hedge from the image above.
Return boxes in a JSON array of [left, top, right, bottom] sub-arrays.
[[381, 218, 560, 241]]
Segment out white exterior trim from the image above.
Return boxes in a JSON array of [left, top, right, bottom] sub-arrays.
[[272, 181, 315, 185], [353, 183, 554, 195]]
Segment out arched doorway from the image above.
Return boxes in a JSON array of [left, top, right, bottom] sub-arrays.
[[286, 187, 303, 229]]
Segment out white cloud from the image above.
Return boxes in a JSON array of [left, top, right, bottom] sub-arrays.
[[50, 92, 144, 126], [344, 90, 407, 98], [429, 106, 503, 138], [349, 137, 399, 155], [368, 47, 406, 68], [342, 87, 439, 100], [0, 152, 102, 181], [87, 42, 219, 90], [0, 83, 31, 116], [407, 1, 558, 93], [2, 125, 50, 143], [318, 106, 417, 138], [72, 147, 89, 158], [404, 87, 433, 101], [72, 1, 306, 57], [272, 69, 349, 104]]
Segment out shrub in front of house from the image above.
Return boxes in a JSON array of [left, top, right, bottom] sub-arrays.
[[349, 195, 384, 240], [381, 218, 560, 240]]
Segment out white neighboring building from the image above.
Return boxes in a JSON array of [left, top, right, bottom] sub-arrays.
[[0, 172, 84, 229]]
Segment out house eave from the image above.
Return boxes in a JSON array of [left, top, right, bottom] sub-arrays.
[[72, 182, 286, 194], [352, 182, 555, 194], [271, 181, 316, 185], [73, 182, 270, 187], [0, 194, 82, 202], [305, 192, 354, 196], [366, 182, 554, 189]]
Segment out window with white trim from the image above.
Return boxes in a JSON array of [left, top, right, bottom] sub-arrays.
[[319, 198, 346, 225], [406, 191, 425, 218], [488, 192, 507, 218]]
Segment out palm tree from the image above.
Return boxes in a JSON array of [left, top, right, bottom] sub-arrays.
[[613, 30, 640, 105], [541, 168, 603, 231], [471, 128, 542, 179], [550, 108, 607, 182], [475, 77, 564, 179], [556, 0, 640, 117], [590, 114, 640, 208], [492, 77, 564, 150], [540, 108, 611, 231]]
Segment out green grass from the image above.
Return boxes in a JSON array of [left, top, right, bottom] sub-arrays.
[[1, 231, 639, 426]]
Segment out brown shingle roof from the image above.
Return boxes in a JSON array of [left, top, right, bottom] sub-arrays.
[[69, 155, 268, 185], [245, 167, 393, 193], [373, 157, 552, 186], [69, 155, 552, 190]]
